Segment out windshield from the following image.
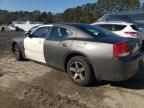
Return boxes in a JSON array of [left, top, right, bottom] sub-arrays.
[[108, 15, 129, 21], [29, 26, 39, 32]]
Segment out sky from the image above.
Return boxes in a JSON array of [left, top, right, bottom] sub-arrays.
[[0, 0, 96, 13], [0, 0, 144, 13]]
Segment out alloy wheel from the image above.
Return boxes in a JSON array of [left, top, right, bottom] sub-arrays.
[[69, 62, 86, 81]]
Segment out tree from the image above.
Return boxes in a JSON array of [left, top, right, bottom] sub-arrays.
[[45, 12, 54, 23], [97, 0, 140, 12], [0, 0, 142, 24]]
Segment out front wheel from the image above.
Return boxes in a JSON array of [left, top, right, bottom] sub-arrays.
[[13, 44, 23, 61], [67, 56, 94, 86]]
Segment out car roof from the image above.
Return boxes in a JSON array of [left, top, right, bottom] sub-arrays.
[[92, 21, 134, 26], [38, 24, 53, 27], [38, 23, 91, 28]]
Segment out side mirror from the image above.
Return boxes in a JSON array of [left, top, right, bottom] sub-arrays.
[[24, 32, 31, 37]]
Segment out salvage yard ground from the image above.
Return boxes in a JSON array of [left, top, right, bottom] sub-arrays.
[[0, 32, 144, 108]]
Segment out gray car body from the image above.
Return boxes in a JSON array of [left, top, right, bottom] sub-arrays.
[[12, 23, 144, 81]]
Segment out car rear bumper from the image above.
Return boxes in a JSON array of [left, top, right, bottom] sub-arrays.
[[92, 52, 144, 81]]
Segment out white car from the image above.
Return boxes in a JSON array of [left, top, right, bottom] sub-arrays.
[[7, 25, 16, 31], [92, 21, 142, 39], [13, 21, 43, 32]]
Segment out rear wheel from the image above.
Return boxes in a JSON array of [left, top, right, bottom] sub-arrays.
[[67, 56, 94, 86], [13, 44, 23, 61]]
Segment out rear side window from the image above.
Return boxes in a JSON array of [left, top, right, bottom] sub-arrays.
[[49, 27, 72, 40], [114, 25, 126, 31], [131, 25, 138, 31], [97, 24, 126, 31], [97, 24, 112, 31]]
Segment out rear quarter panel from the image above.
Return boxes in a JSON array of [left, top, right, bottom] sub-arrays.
[[71, 40, 115, 80], [71, 41, 113, 60], [12, 36, 26, 58]]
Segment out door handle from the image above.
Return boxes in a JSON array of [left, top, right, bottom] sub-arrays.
[[63, 43, 69, 47]]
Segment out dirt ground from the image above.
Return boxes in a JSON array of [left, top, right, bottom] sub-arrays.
[[0, 32, 144, 108]]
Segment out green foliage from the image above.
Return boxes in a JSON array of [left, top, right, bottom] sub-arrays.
[[62, 3, 103, 23], [0, 10, 55, 24], [97, 0, 140, 12]]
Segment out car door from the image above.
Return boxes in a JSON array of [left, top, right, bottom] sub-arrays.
[[44, 26, 73, 69], [24, 27, 51, 63]]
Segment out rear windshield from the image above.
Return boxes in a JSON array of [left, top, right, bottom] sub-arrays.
[[74, 24, 116, 38], [131, 25, 138, 31]]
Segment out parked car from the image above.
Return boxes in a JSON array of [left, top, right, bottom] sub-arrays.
[[0, 26, 5, 31], [92, 21, 142, 39], [97, 11, 144, 24], [97, 12, 144, 35], [7, 25, 16, 31], [12, 21, 43, 32], [12, 23, 144, 86]]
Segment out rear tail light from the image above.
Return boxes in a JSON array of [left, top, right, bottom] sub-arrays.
[[113, 42, 130, 58], [124, 32, 139, 37]]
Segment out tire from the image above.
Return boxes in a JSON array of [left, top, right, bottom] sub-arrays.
[[67, 56, 94, 86], [13, 44, 23, 61], [1, 27, 5, 31]]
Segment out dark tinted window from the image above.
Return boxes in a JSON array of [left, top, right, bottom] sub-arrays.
[[99, 13, 144, 22], [98, 14, 129, 21], [131, 25, 138, 31], [114, 25, 126, 31], [49, 27, 72, 40], [97, 24, 126, 31], [32, 27, 50, 38], [97, 24, 112, 31], [75, 24, 117, 38], [135, 23, 144, 30], [108, 15, 129, 21], [131, 13, 144, 20]]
